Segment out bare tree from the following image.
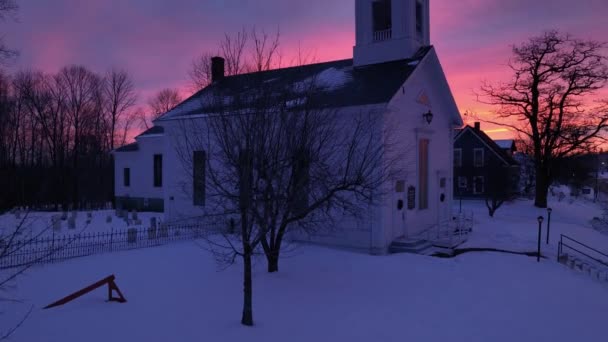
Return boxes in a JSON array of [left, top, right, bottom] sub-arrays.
[[175, 70, 397, 325], [138, 88, 183, 130], [249, 27, 281, 73], [56, 65, 103, 206], [148, 88, 182, 119], [187, 27, 281, 93], [220, 28, 248, 76], [103, 69, 137, 150], [188, 52, 214, 93], [478, 31, 608, 208]]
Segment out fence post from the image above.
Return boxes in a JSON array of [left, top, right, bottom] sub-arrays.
[[51, 230, 55, 263], [546, 208, 552, 245]]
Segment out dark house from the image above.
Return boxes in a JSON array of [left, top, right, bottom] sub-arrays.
[[454, 123, 520, 199]]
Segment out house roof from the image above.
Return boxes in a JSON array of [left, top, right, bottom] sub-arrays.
[[454, 126, 519, 166], [136, 126, 164, 137], [157, 46, 432, 120], [494, 139, 516, 150], [113, 142, 139, 153]]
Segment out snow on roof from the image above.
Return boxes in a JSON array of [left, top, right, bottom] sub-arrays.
[[155, 46, 434, 120], [494, 139, 515, 149], [293, 66, 353, 93]]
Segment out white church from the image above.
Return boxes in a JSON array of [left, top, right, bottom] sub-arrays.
[[113, 0, 463, 254]]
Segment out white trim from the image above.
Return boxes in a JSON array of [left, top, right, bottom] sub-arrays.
[[157, 104, 387, 122]]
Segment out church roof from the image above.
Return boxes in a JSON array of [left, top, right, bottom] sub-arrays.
[[136, 126, 165, 137], [158, 46, 432, 120], [113, 142, 139, 153]]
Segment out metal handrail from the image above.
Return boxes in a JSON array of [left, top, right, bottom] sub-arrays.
[[558, 234, 608, 268], [560, 243, 608, 268], [560, 234, 608, 259]]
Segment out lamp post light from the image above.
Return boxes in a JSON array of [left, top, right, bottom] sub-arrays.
[[546, 208, 552, 245], [423, 110, 433, 125], [537, 216, 544, 263]]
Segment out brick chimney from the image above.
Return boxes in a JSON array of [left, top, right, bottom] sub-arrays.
[[474, 122, 481, 131], [211, 56, 225, 83]]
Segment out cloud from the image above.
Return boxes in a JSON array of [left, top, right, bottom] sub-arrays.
[[3, 0, 607, 138]]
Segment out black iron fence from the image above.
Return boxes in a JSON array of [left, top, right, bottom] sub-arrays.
[[0, 223, 219, 269]]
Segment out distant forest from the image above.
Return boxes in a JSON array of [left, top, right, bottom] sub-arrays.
[[0, 67, 140, 211]]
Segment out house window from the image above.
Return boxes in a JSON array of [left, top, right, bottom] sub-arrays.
[[153, 154, 163, 187], [473, 176, 485, 194], [373, 0, 392, 35], [454, 148, 462, 167], [419, 139, 429, 210], [415, 1, 423, 34], [474, 148, 484, 167], [458, 177, 468, 189], [193, 150, 206, 206], [123, 168, 130, 187]]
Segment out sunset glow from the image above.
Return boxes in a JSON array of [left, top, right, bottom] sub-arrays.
[[4, 0, 608, 139]]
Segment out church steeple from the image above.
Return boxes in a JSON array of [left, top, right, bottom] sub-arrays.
[[353, 0, 430, 67]]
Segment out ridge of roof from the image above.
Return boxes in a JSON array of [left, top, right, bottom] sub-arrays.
[[136, 126, 164, 138], [456, 126, 519, 166], [113, 142, 139, 153]]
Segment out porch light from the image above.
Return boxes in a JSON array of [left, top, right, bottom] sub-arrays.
[[423, 110, 433, 125]]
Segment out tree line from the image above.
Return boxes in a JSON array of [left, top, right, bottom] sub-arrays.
[[0, 65, 184, 211]]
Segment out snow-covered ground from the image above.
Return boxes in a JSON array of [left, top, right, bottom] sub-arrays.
[[2, 198, 608, 342], [459, 197, 608, 256], [0, 210, 164, 239]]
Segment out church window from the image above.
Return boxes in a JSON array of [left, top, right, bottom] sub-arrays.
[[373, 0, 392, 40], [416, 1, 423, 35]]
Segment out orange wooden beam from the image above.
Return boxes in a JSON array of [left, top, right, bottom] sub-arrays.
[[44, 274, 127, 309]]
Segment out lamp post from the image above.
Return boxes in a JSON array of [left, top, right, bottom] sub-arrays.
[[537, 216, 544, 262], [546, 208, 552, 245]]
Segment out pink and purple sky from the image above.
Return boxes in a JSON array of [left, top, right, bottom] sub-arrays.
[[4, 0, 608, 138]]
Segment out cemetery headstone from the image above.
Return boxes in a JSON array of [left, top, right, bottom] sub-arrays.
[[148, 226, 157, 240], [68, 217, 76, 230], [150, 217, 157, 230], [127, 228, 137, 244], [159, 224, 169, 238], [52, 216, 61, 232]]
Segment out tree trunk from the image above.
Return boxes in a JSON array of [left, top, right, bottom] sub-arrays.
[[241, 247, 254, 326], [267, 252, 279, 273], [535, 169, 549, 208]]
